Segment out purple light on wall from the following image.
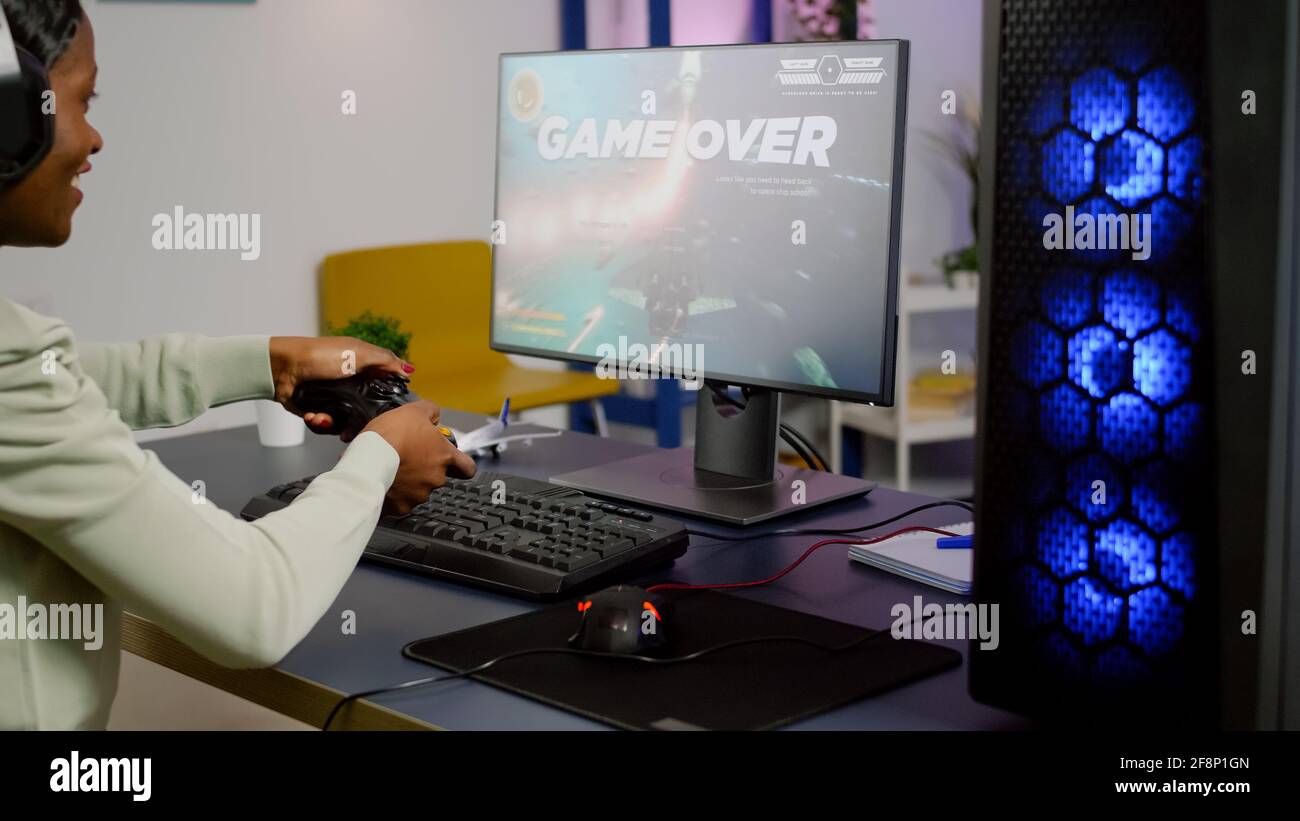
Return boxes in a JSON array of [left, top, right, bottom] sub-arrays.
[[670, 0, 753, 45]]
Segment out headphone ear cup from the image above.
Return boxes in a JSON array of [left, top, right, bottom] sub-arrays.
[[0, 46, 54, 185]]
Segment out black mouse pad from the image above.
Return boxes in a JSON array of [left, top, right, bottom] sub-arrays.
[[403, 590, 962, 730]]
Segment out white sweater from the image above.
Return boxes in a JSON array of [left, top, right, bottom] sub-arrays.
[[0, 299, 399, 729]]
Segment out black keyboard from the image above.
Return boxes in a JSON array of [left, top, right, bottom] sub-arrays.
[[240, 471, 690, 600]]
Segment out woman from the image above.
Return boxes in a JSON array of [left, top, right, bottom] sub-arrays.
[[0, 0, 475, 729]]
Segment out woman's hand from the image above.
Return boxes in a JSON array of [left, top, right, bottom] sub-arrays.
[[361, 400, 477, 514], [269, 336, 415, 433]]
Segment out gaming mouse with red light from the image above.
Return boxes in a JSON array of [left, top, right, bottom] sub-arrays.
[[569, 585, 671, 655]]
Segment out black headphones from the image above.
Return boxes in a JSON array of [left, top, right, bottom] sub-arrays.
[[0, 7, 55, 186]]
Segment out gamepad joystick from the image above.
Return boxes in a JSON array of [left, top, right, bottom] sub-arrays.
[[291, 373, 421, 441]]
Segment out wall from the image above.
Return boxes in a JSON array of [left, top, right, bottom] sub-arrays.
[[2, 0, 561, 440], [871, 0, 982, 280]]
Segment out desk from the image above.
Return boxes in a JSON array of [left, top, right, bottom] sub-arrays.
[[130, 410, 1027, 730]]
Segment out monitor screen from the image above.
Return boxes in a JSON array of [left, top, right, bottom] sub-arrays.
[[490, 40, 908, 404]]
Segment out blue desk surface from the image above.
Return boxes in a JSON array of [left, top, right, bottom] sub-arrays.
[[145, 412, 1026, 730]]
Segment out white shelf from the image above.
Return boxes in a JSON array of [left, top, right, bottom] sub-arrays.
[[829, 279, 979, 492], [863, 468, 974, 502], [901, 283, 979, 314], [840, 404, 975, 443]]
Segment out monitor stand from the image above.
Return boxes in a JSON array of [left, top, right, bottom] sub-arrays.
[[550, 382, 874, 526]]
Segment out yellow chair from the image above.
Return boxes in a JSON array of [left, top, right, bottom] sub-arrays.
[[319, 241, 617, 425]]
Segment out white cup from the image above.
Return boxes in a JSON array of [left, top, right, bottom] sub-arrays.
[[255, 400, 306, 447]]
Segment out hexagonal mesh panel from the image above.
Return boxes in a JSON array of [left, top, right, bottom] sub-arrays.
[[975, 0, 1215, 700]]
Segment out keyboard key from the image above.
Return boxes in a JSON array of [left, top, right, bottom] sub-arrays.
[[393, 544, 427, 563], [392, 516, 425, 532], [433, 524, 467, 541], [439, 517, 485, 535], [509, 546, 543, 563], [465, 513, 504, 530], [603, 539, 636, 555], [553, 551, 598, 571]]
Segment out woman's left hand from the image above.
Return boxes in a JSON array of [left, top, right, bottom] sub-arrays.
[[269, 336, 415, 433]]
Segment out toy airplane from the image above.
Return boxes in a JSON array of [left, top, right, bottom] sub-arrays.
[[450, 398, 562, 457]]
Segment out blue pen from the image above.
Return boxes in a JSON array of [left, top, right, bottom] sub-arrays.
[[936, 535, 973, 550]]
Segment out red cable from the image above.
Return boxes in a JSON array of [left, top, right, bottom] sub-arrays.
[[646, 525, 961, 594]]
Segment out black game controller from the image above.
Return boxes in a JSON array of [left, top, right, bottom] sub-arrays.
[[291, 373, 420, 440]]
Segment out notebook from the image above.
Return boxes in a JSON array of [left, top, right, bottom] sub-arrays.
[[847, 522, 973, 595]]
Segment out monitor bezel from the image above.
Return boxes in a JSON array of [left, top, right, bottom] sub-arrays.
[[489, 38, 909, 407]]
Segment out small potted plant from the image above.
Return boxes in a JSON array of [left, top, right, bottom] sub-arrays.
[[926, 104, 981, 289], [325, 311, 412, 360]]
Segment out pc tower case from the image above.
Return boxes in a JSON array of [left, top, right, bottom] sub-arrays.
[[970, 0, 1299, 727]]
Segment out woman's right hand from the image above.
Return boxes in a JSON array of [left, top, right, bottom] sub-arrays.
[[359, 400, 476, 514]]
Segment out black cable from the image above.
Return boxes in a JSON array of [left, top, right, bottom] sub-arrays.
[[322, 609, 941, 730], [683, 498, 974, 544], [780, 420, 830, 472], [707, 383, 829, 471], [780, 427, 821, 472]]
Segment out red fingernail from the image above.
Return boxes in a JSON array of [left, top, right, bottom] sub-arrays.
[[402, 363, 415, 373]]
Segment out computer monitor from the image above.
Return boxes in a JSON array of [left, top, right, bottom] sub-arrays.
[[490, 40, 910, 525]]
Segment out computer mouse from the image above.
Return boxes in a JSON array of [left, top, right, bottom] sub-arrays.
[[569, 585, 671, 655]]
